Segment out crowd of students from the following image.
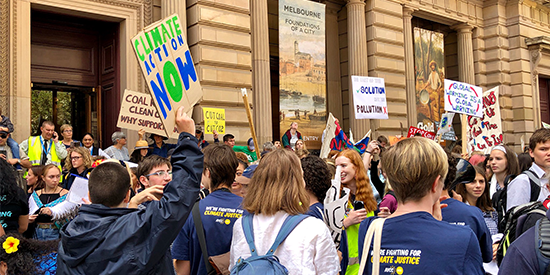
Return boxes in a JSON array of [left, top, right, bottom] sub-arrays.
[[1, 106, 550, 274]]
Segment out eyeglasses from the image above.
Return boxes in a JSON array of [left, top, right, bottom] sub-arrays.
[[71, 156, 82, 161], [63, 129, 73, 133], [0, 133, 7, 139], [146, 170, 172, 178]]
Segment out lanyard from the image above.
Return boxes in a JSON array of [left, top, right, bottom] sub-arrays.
[[40, 136, 52, 156]]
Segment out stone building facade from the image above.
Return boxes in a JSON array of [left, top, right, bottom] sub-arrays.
[[2, 0, 550, 151]]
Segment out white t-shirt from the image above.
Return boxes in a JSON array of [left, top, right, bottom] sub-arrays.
[[229, 211, 340, 275], [290, 133, 299, 150]]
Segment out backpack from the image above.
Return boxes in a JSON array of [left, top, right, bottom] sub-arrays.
[[493, 170, 541, 233], [230, 214, 308, 275], [497, 201, 547, 265], [535, 217, 550, 275]]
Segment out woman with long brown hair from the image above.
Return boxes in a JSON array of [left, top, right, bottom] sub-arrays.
[[335, 149, 377, 275], [229, 149, 339, 274]]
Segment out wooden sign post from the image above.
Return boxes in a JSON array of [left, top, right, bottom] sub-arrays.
[[241, 88, 261, 161]]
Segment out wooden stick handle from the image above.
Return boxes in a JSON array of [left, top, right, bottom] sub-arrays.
[[242, 90, 261, 161]]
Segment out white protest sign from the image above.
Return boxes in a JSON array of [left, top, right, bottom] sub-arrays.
[[66, 177, 90, 205], [351, 76, 388, 119], [132, 14, 202, 137], [467, 87, 503, 154], [323, 166, 349, 248], [444, 79, 483, 118], [117, 89, 178, 138]]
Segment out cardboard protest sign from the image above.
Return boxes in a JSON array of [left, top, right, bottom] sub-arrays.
[[444, 79, 483, 118], [202, 107, 225, 134], [117, 89, 178, 138], [407, 126, 435, 139], [351, 76, 388, 119], [323, 166, 349, 248], [132, 14, 202, 137], [467, 87, 503, 154]]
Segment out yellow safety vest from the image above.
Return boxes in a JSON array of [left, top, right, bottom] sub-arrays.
[[27, 136, 62, 171], [345, 201, 375, 275]]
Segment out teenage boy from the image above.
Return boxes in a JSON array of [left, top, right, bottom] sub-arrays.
[[172, 144, 246, 275], [358, 137, 484, 274], [507, 128, 550, 211], [57, 107, 203, 274]]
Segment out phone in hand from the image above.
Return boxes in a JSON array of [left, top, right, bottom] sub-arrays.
[[353, 200, 365, 210], [0, 149, 7, 157]]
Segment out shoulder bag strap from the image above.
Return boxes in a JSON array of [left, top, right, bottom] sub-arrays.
[[241, 214, 259, 257], [265, 215, 309, 256], [358, 218, 386, 275], [192, 201, 216, 275], [524, 170, 542, 201]]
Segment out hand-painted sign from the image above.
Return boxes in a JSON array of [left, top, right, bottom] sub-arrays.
[[202, 107, 225, 134], [467, 87, 503, 154], [407, 126, 435, 139], [444, 79, 483, 118], [117, 89, 178, 138], [352, 76, 388, 120], [132, 14, 202, 137]]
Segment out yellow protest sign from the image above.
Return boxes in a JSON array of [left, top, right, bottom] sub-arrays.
[[203, 107, 225, 134]]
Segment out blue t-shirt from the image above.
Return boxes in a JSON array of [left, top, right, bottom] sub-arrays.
[[441, 198, 493, 263], [358, 212, 484, 275], [172, 189, 246, 275], [307, 202, 324, 220]]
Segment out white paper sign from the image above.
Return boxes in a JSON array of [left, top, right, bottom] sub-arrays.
[[323, 166, 350, 248], [66, 177, 90, 205], [467, 87, 503, 154], [351, 76, 388, 119], [444, 79, 483, 118]]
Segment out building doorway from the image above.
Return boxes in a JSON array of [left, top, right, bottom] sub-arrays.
[[31, 10, 120, 147]]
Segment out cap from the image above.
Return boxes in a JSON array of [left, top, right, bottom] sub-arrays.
[[243, 165, 257, 179], [248, 138, 255, 151], [195, 125, 203, 133], [134, 140, 149, 149]]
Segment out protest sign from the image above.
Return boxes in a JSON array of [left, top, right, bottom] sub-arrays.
[[323, 166, 349, 248], [66, 177, 89, 205], [444, 79, 483, 118], [132, 14, 202, 137], [202, 107, 225, 134], [351, 76, 388, 119], [117, 89, 178, 138], [407, 126, 435, 139], [467, 87, 503, 154]]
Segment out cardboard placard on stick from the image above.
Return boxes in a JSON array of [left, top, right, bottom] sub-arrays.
[[117, 89, 178, 138], [131, 14, 202, 137], [241, 88, 260, 161]]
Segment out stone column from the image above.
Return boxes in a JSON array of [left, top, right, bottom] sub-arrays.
[[403, 6, 417, 128], [453, 23, 475, 154], [325, 1, 343, 119], [250, 0, 272, 145], [347, 0, 370, 137], [162, 0, 187, 37], [454, 24, 476, 84]]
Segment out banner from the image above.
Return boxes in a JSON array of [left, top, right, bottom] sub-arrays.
[[132, 14, 202, 137], [117, 89, 178, 138], [467, 87, 503, 153], [414, 28, 445, 132], [202, 107, 225, 134], [279, 0, 326, 149], [351, 76, 388, 120], [444, 79, 483, 117], [407, 126, 435, 139], [320, 113, 372, 158]]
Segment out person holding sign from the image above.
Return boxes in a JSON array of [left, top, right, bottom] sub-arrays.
[[57, 106, 203, 275], [149, 133, 176, 158]]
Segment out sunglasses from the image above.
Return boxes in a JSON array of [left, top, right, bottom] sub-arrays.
[[0, 133, 8, 139]]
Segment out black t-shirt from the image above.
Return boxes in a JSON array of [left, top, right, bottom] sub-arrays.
[[0, 188, 29, 233]]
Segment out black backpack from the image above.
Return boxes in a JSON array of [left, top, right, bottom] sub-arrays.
[[497, 201, 547, 265], [493, 170, 541, 233]]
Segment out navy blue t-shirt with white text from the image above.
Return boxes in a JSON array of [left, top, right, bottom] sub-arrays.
[[441, 198, 493, 263], [172, 189, 246, 275], [358, 212, 484, 275]]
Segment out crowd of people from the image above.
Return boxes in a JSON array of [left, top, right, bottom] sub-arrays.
[[1, 107, 550, 274]]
